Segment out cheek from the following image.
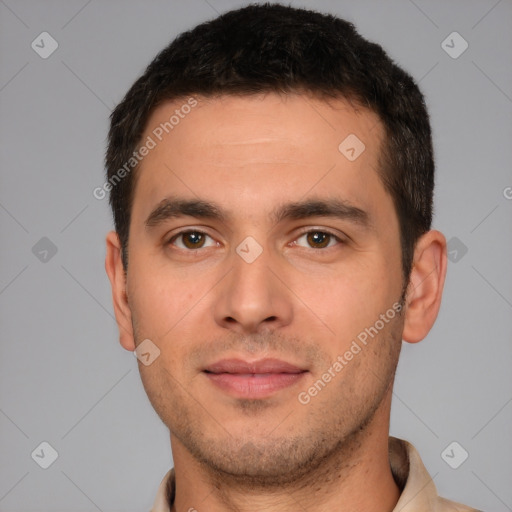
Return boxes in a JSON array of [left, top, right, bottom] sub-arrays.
[[127, 263, 197, 339], [288, 257, 400, 349]]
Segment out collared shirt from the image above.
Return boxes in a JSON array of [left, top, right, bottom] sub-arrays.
[[151, 437, 480, 511]]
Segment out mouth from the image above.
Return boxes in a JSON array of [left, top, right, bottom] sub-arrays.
[[203, 358, 308, 399]]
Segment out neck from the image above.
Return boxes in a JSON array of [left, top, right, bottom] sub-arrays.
[[170, 394, 399, 512]]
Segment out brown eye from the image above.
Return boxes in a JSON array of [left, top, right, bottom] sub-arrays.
[[306, 231, 331, 248], [182, 232, 205, 249], [294, 230, 343, 250], [170, 231, 215, 250]]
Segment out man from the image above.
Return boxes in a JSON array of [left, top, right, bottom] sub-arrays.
[[104, 3, 478, 511]]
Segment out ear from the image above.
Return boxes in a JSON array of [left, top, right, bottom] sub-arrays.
[[402, 230, 447, 344], [105, 231, 135, 351]]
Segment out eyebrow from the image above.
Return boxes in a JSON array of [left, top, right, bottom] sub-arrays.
[[270, 198, 371, 229], [145, 197, 226, 227], [145, 196, 371, 230]]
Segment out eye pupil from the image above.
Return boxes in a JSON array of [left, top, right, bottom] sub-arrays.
[[307, 232, 330, 248], [183, 232, 205, 249]]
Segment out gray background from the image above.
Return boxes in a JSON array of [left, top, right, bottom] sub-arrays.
[[1, 0, 511, 510]]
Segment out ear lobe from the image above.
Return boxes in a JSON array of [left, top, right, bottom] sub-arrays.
[[402, 230, 447, 344], [105, 231, 135, 351]]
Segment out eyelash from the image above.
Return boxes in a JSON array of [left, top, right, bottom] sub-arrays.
[[166, 228, 345, 251]]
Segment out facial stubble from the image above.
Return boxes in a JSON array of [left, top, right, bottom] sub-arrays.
[[134, 311, 404, 491]]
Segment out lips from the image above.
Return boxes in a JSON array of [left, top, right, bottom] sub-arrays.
[[204, 358, 305, 375], [203, 358, 307, 398]]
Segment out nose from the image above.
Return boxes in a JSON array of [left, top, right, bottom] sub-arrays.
[[213, 243, 293, 334]]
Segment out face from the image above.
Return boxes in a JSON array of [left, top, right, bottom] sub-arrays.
[[121, 93, 406, 483]]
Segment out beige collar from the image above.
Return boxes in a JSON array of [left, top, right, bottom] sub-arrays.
[[151, 437, 477, 511]]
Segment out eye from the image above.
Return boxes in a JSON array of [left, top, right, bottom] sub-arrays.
[[294, 230, 342, 249], [168, 230, 217, 250]]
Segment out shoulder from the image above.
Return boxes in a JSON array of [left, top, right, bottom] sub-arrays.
[[437, 496, 483, 511], [389, 437, 481, 512]]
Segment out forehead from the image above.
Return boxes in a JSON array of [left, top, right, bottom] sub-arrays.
[[144, 93, 383, 156], [133, 93, 389, 221]]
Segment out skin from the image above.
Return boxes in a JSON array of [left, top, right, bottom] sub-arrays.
[[105, 93, 447, 512]]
